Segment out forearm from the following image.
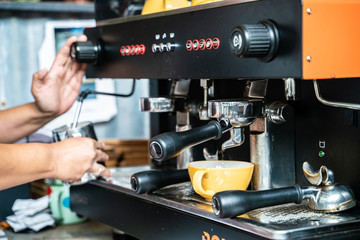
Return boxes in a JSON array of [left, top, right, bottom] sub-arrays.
[[0, 143, 54, 190], [0, 102, 56, 143]]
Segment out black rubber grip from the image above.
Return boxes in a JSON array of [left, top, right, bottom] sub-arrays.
[[212, 185, 303, 218], [130, 169, 190, 194], [149, 121, 227, 161]]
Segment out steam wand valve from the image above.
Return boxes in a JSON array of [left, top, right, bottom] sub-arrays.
[[149, 119, 232, 162]]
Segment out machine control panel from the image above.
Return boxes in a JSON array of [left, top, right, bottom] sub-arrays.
[[73, 0, 302, 79]]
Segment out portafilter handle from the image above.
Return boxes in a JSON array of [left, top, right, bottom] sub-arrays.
[[149, 120, 231, 161], [212, 185, 303, 218], [131, 169, 190, 194]]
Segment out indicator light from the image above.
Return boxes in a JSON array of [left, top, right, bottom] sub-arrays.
[[319, 151, 325, 157]]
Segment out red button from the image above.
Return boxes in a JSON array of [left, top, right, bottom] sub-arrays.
[[199, 39, 206, 50], [193, 39, 199, 51], [130, 45, 136, 55], [206, 38, 213, 50], [212, 38, 220, 49], [135, 44, 140, 55], [139, 44, 146, 55], [186, 40, 193, 51], [125, 45, 131, 56], [120, 46, 126, 56]]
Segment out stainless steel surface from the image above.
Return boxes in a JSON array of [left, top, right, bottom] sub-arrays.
[[266, 102, 289, 124], [103, 166, 360, 240], [52, 121, 97, 141], [208, 99, 264, 151], [283, 78, 296, 101], [313, 80, 360, 110], [221, 127, 245, 151], [301, 185, 356, 212], [250, 103, 295, 190], [140, 97, 175, 112], [199, 79, 210, 120], [107, 165, 151, 188], [71, 100, 83, 129], [246, 79, 268, 99], [170, 79, 191, 96], [66, 122, 97, 139], [208, 99, 264, 125], [301, 162, 356, 212], [303, 162, 335, 186], [203, 148, 219, 160], [176, 119, 193, 169]]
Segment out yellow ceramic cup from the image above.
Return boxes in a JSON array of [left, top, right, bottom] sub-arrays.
[[191, 0, 223, 6], [188, 161, 254, 201], [142, 0, 189, 15]]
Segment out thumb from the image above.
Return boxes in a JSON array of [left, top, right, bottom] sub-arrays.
[[34, 69, 48, 81], [33, 69, 48, 81]]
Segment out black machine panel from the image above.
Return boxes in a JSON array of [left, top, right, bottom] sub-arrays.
[[84, 0, 302, 79]]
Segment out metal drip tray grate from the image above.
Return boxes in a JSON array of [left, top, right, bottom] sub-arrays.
[[245, 203, 346, 225], [152, 182, 360, 238], [73, 167, 360, 239]]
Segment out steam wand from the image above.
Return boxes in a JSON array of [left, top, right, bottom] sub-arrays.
[[71, 79, 136, 129]]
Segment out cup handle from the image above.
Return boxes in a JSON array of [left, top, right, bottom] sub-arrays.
[[193, 170, 214, 199]]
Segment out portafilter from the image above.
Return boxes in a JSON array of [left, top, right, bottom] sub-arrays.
[[212, 162, 357, 218]]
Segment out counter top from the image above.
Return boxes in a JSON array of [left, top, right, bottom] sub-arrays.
[[4, 220, 113, 240]]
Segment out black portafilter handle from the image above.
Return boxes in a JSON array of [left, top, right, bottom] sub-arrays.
[[131, 169, 190, 194], [212, 185, 303, 218], [149, 120, 231, 162]]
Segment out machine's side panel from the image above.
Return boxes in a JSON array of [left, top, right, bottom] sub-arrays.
[[302, 0, 360, 79]]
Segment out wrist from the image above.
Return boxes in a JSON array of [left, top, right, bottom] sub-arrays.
[[30, 102, 58, 123], [45, 143, 59, 179]]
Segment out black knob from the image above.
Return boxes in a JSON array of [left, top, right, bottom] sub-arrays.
[[70, 41, 102, 64], [229, 20, 279, 62]]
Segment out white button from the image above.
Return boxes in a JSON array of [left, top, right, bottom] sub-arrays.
[[159, 43, 165, 52], [166, 42, 175, 52], [152, 44, 159, 53]]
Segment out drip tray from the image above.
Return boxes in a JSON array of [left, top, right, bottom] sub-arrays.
[[73, 166, 360, 239], [152, 182, 360, 239]]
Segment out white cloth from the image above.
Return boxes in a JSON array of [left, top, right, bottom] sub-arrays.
[[6, 196, 55, 232]]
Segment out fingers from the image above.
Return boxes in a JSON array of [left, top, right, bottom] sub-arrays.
[[54, 35, 88, 68], [77, 34, 87, 42], [95, 140, 106, 150], [36, 69, 49, 80], [89, 163, 111, 178], [32, 69, 49, 84]]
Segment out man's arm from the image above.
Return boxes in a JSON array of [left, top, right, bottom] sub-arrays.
[[0, 35, 87, 143], [0, 137, 110, 190]]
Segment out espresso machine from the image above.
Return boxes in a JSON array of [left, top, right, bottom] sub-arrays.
[[70, 0, 360, 239]]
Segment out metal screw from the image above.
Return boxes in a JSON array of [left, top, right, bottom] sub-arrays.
[[307, 8, 312, 14], [306, 56, 312, 62]]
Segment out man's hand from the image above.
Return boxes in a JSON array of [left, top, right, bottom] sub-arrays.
[[31, 35, 88, 117], [50, 138, 111, 182]]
